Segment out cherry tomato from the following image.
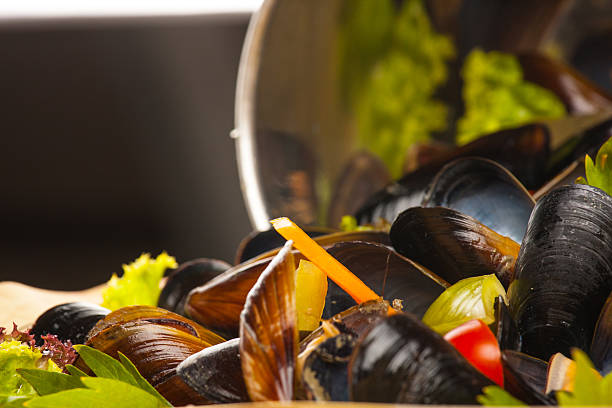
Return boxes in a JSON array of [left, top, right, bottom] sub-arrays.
[[444, 318, 504, 387]]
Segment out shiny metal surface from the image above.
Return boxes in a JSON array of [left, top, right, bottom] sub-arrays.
[[235, 0, 612, 230]]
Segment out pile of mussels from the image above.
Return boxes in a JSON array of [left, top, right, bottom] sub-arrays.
[[26, 55, 612, 406]]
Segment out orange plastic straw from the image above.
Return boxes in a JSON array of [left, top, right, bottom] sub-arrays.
[[271, 217, 380, 304]]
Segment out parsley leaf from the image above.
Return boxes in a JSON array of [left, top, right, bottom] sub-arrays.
[[24, 377, 162, 408], [477, 385, 526, 406], [557, 349, 612, 406], [577, 136, 612, 196]]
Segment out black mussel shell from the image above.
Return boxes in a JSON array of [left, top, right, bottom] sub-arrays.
[[177, 338, 248, 403], [322, 241, 447, 319], [158, 258, 231, 315], [491, 296, 521, 351], [355, 124, 547, 226], [502, 350, 555, 406], [349, 313, 493, 404], [390, 207, 520, 287], [30, 302, 110, 346], [508, 184, 612, 360], [591, 290, 612, 375], [302, 333, 355, 401], [327, 151, 391, 228], [422, 157, 534, 243]]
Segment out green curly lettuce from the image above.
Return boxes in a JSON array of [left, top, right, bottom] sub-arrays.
[[457, 49, 566, 145], [0, 337, 62, 404], [340, 0, 455, 178], [101, 252, 177, 310]]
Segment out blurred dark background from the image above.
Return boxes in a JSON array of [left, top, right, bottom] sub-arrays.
[[0, 14, 252, 290]]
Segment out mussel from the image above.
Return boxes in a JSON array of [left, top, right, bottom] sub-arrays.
[[389, 207, 520, 287], [177, 338, 248, 403], [322, 241, 447, 319], [501, 350, 555, 406], [422, 157, 534, 243], [158, 258, 231, 315], [83, 305, 225, 406], [349, 312, 493, 404], [508, 184, 612, 360], [30, 302, 110, 346], [185, 231, 389, 338]]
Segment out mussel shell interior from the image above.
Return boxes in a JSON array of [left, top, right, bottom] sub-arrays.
[[508, 184, 612, 360], [322, 241, 447, 319], [422, 157, 534, 243], [30, 302, 110, 346], [302, 333, 355, 401]]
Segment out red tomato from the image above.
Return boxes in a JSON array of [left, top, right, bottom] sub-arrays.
[[444, 319, 504, 387]]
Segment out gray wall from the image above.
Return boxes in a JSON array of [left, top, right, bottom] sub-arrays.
[[0, 15, 252, 289]]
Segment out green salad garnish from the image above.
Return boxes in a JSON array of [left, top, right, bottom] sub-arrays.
[[478, 349, 612, 406], [340, 0, 455, 178], [101, 253, 177, 310], [577, 135, 612, 195], [457, 49, 566, 146]]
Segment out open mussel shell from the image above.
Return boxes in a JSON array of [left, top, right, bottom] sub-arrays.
[[177, 338, 248, 403], [157, 258, 231, 315], [185, 249, 306, 339], [349, 313, 493, 404], [508, 184, 612, 361], [390, 206, 520, 287], [591, 290, 612, 376], [302, 332, 355, 401], [422, 157, 535, 243], [84, 305, 225, 407], [235, 227, 334, 264], [356, 125, 545, 226], [239, 241, 298, 401], [322, 241, 447, 319], [185, 231, 389, 338], [502, 350, 555, 406], [30, 302, 110, 346]]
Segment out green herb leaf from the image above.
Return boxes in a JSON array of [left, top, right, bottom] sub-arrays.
[[101, 252, 177, 310], [557, 349, 612, 406], [579, 136, 612, 196], [477, 385, 527, 406], [422, 274, 506, 335], [64, 365, 88, 378], [72, 345, 139, 387], [117, 352, 171, 407], [24, 377, 163, 408], [16, 369, 83, 396]]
